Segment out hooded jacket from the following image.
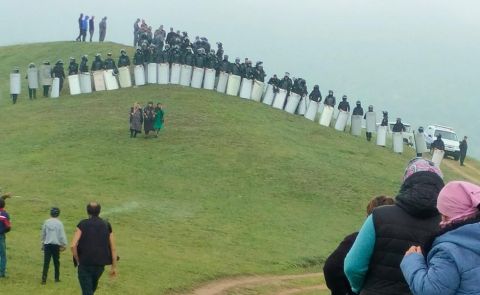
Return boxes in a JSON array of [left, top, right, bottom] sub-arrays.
[[345, 171, 444, 295], [401, 214, 480, 295]]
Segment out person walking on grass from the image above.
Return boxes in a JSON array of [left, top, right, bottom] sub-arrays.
[[459, 136, 468, 166], [99, 17, 107, 42], [75, 13, 84, 41], [154, 103, 165, 138], [71, 202, 117, 295], [0, 193, 12, 278], [129, 102, 143, 138], [41, 207, 67, 285], [88, 16, 95, 42]]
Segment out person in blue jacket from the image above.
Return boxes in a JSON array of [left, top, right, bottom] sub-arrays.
[[344, 158, 444, 295], [401, 181, 480, 295]]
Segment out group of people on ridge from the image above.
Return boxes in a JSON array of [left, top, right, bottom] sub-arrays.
[[129, 101, 166, 138], [75, 13, 108, 42]]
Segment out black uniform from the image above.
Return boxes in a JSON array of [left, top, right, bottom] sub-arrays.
[[79, 58, 89, 73], [104, 57, 118, 74], [230, 62, 242, 76], [91, 57, 104, 71], [431, 137, 445, 151], [381, 112, 389, 126], [133, 50, 144, 66], [278, 77, 293, 92], [352, 105, 364, 116], [459, 138, 468, 166], [338, 100, 350, 112], [309, 87, 322, 102], [392, 122, 406, 132], [324, 94, 336, 107], [254, 67, 266, 82], [52, 63, 66, 91], [68, 61, 79, 75], [194, 53, 206, 68], [118, 54, 131, 68], [206, 53, 218, 69], [182, 51, 195, 66]]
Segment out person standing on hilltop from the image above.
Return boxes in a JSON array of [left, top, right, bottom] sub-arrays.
[[71, 202, 117, 295], [0, 193, 12, 278], [81, 16, 89, 42], [324, 90, 336, 107], [338, 95, 350, 112], [75, 13, 84, 41], [99, 17, 107, 42], [459, 136, 468, 166], [352, 101, 364, 116], [88, 16, 95, 42], [41, 207, 67, 285], [364, 105, 376, 142], [52, 60, 66, 92], [154, 103, 166, 138], [40, 61, 53, 97]]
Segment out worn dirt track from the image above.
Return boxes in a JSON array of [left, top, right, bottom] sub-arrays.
[[189, 273, 325, 295], [443, 159, 480, 184]]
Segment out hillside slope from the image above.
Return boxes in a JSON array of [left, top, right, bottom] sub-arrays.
[[0, 42, 476, 295]]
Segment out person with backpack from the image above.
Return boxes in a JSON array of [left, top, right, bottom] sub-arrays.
[[41, 207, 67, 284]]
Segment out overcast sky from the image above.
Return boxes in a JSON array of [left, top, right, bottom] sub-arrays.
[[1, 0, 478, 157]]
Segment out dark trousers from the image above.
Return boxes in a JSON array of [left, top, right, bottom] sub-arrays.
[[43, 85, 50, 97], [81, 29, 87, 42], [99, 30, 106, 42], [89, 30, 94, 42], [28, 88, 37, 99], [59, 78, 64, 92], [366, 132, 372, 141], [130, 129, 140, 138], [42, 244, 60, 281], [78, 265, 105, 295], [460, 152, 467, 165], [11, 94, 18, 104]]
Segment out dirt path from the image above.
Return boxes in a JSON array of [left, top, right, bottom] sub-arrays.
[[276, 285, 328, 295], [189, 273, 324, 295], [443, 159, 480, 183]]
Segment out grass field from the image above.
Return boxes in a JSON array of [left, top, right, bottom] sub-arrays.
[[0, 42, 477, 294]]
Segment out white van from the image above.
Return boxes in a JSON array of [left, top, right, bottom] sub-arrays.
[[424, 125, 460, 160]]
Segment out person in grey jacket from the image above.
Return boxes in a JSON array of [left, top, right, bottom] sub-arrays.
[[41, 207, 67, 284]]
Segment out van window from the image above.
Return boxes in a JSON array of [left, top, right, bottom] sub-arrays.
[[434, 130, 458, 141]]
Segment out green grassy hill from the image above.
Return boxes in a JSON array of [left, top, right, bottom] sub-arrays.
[[0, 42, 471, 295]]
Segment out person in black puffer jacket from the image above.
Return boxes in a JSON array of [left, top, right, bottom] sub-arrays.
[[345, 158, 444, 295]]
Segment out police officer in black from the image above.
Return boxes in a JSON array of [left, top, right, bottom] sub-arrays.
[[91, 54, 104, 71], [104, 53, 118, 74], [352, 101, 363, 115], [118, 50, 131, 68], [459, 136, 468, 166], [324, 90, 336, 107], [52, 60, 66, 91], [338, 95, 350, 112], [392, 118, 406, 132], [68, 57, 79, 75], [79, 56, 89, 73], [309, 85, 322, 102]]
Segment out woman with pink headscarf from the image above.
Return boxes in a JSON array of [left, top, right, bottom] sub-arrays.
[[401, 181, 480, 294]]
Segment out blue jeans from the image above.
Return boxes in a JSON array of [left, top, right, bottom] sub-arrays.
[[0, 234, 6, 276]]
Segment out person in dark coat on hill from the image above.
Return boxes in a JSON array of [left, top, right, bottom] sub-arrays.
[[88, 16, 95, 42], [230, 58, 242, 76], [254, 62, 266, 82], [76, 13, 84, 42], [52, 60, 66, 91], [309, 85, 322, 102], [278, 73, 293, 93], [79, 56, 89, 73], [218, 55, 230, 74], [68, 57, 79, 75], [431, 134, 445, 151], [194, 48, 206, 68], [324, 90, 336, 107], [392, 118, 406, 132], [352, 101, 363, 116], [216, 42, 224, 60], [133, 48, 144, 66], [91, 54, 104, 71], [324, 196, 395, 295], [130, 102, 143, 138], [133, 18, 140, 47], [381, 111, 388, 126], [99, 17, 107, 42], [206, 50, 218, 69], [338, 95, 350, 112], [104, 53, 118, 74], [345, 158, 444, 295], [182, 47, 195, 66], [143, 102, 156, 137], [118, 50, 131, 68], [268, 75, 280, 87], [459, 136, 468, 166]]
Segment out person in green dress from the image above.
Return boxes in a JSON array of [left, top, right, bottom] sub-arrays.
[[153, 103, 165, 138]]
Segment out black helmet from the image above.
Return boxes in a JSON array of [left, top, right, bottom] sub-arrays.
[[50, 207, 60, 217]]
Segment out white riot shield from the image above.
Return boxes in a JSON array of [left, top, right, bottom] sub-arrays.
[[319, 105, 334, 127], [414, 132, 429, 154], [191, 67, 205, 88], [262, 84, 275, 105], [365, 112, 377, 133], [118, 67, 132, 88], [10, 73, 21, 94], [297, 97, 307, 115], [226, 74, 241, 96], [216, 71, 228, 93], [68, 74, 81, 95], [203, 68, 216, 90], [180, 65, 193, 86], [334, 110, 350, 131], [134, 65, 145, 86], [239, 78, 253, 99], [50, 77, 60, 98], [40, 65, 53, 86], [432, 149, 445, 167], [393, 132, 404, 153], [304, 100, 319, 121], [27, 68, 39, 89], [350, 115, 362, 136], [170, 63, 181, 84], [93, 70, 106, 91], [376, 125, 388, 146], [272, 89, 288, 109], [285, 93, 301, 114], [104, 70, 119, 91], [157, 63, 170, 85], [251, 81, 264, 102], [80, 73, 92, 93], [147, 63, 157, 84]]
